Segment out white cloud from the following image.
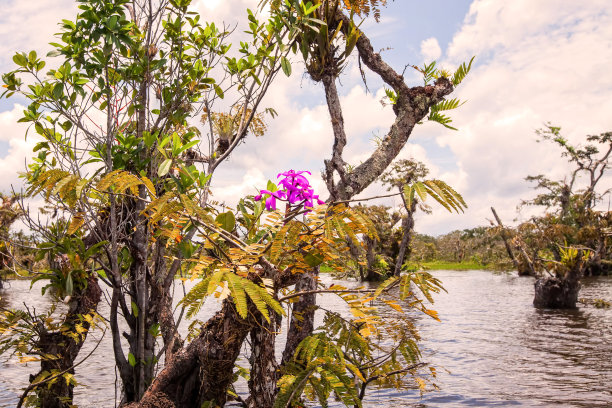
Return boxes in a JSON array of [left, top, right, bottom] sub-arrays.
[[0, 105, 42, 192], [0, 0, 77, 73], [4, 0, 612, 237], [421, 37, 442, 61], [413, 0, 612, 235]]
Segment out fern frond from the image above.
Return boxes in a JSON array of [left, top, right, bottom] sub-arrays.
[[27, 169, 70, 197], [97, 170, 148, 196], [423, 180, 467, 213], [430, 98, 464, 113], [274, 368, 316, 408], [427, 112, 457, 131], [452, 56, 474, 86], [226, 273, 249, 319], [181, 275, 213, 319]]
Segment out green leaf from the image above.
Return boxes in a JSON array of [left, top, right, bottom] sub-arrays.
[[214, 84, 224, 99], [65, 272, 74, 296], [280, 56, 291, 76], [158, 158, 172, 177], [403, 185, 414, 209], [452, 56, 475, 86], [12, 53, 27, 67], [176, 139, 199, 156], [266, 180, 278, 193], [304, 252, 324, 267], [128, 352, 136, 367], [215, 211, 236, 232], [131, 301, 139, 318], [227, 274, 248, 319], [148, 323, 160, 337], [413, 182, 427, 202], [52, 83, 64, 100]]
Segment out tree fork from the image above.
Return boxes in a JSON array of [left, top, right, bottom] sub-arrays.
[[129, 299, 256, 408]]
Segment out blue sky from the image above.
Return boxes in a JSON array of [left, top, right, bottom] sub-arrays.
[[1, 0, 611, 235]]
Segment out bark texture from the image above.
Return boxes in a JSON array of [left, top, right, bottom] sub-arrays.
[[281, 269, 318, 366], [533, 277, 581, 309], [246, 312, 281, 408], [320, 11, 454, 202], [393, 211, 415, 276], [533, 252, 584, 309], [29, 273, 101, 408], [131, 299, 255, 408]]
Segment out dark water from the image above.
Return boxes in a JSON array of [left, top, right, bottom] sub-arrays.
[[1, 271, 611, 407]]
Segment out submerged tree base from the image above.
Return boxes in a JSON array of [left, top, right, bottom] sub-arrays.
[[533, 276, 580, 309]]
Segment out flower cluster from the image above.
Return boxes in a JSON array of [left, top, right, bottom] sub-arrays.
[[254, 170, 324, 211]]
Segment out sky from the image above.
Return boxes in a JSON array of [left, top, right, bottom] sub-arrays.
[[0, 0, 611, 236]]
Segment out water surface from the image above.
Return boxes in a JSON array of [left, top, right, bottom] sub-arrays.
[[1, 271, 611, 407]]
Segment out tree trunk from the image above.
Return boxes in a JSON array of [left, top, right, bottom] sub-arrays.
[[394, 208, 415, 276], [533, 276, 581, 309], [363, 236, 382, 281], [490, 207, 522, 273], [246, 312, 281, 408], [281, 269, 318, 366], [513, 238, 537, 277], [29, 273, 101, 407], [130, 299, 255, 408], [533, 251, 584, 309]]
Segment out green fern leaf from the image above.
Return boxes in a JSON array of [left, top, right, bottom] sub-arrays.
[[226, 273, 248, 319], [428, 112, 457, 131], [452, 56, 475, 86]]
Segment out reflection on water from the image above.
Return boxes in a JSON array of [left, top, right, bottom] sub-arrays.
[[1, 271, 611, 407]]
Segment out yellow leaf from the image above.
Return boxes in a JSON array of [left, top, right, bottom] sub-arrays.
[[359, 326, 372, 337], [424, 309, 440, 321], [383, 300, 403, 313], [67, 214, 85, 235], [416, 377, 427, 392], [141, 176, 157, 199]]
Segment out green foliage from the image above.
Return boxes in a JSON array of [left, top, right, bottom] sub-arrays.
[[276, 333, 362, 408], [30, 220, 106, 298], [515, 125, 612, 276], [403, 179, 467, 214], [268, 0, 362, 81], [278, 271, 443, 407], [409, 57, 474, 129], [180, 269, 284, 322], [1, 0, 465, 405], [451, 56, 475, 86]]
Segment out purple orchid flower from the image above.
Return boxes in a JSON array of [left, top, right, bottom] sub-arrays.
[[255, 189, 287, 211], [254, 170, 324, 211]]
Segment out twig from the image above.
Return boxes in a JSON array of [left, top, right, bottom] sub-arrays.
[[279, 287, 376, 302]]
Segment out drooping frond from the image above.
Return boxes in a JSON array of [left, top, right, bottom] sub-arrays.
[[97, 169, 156, 198], [180, 269, 284, 322], [403, 179, 467, 214], [427, 111, 457, 130]]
